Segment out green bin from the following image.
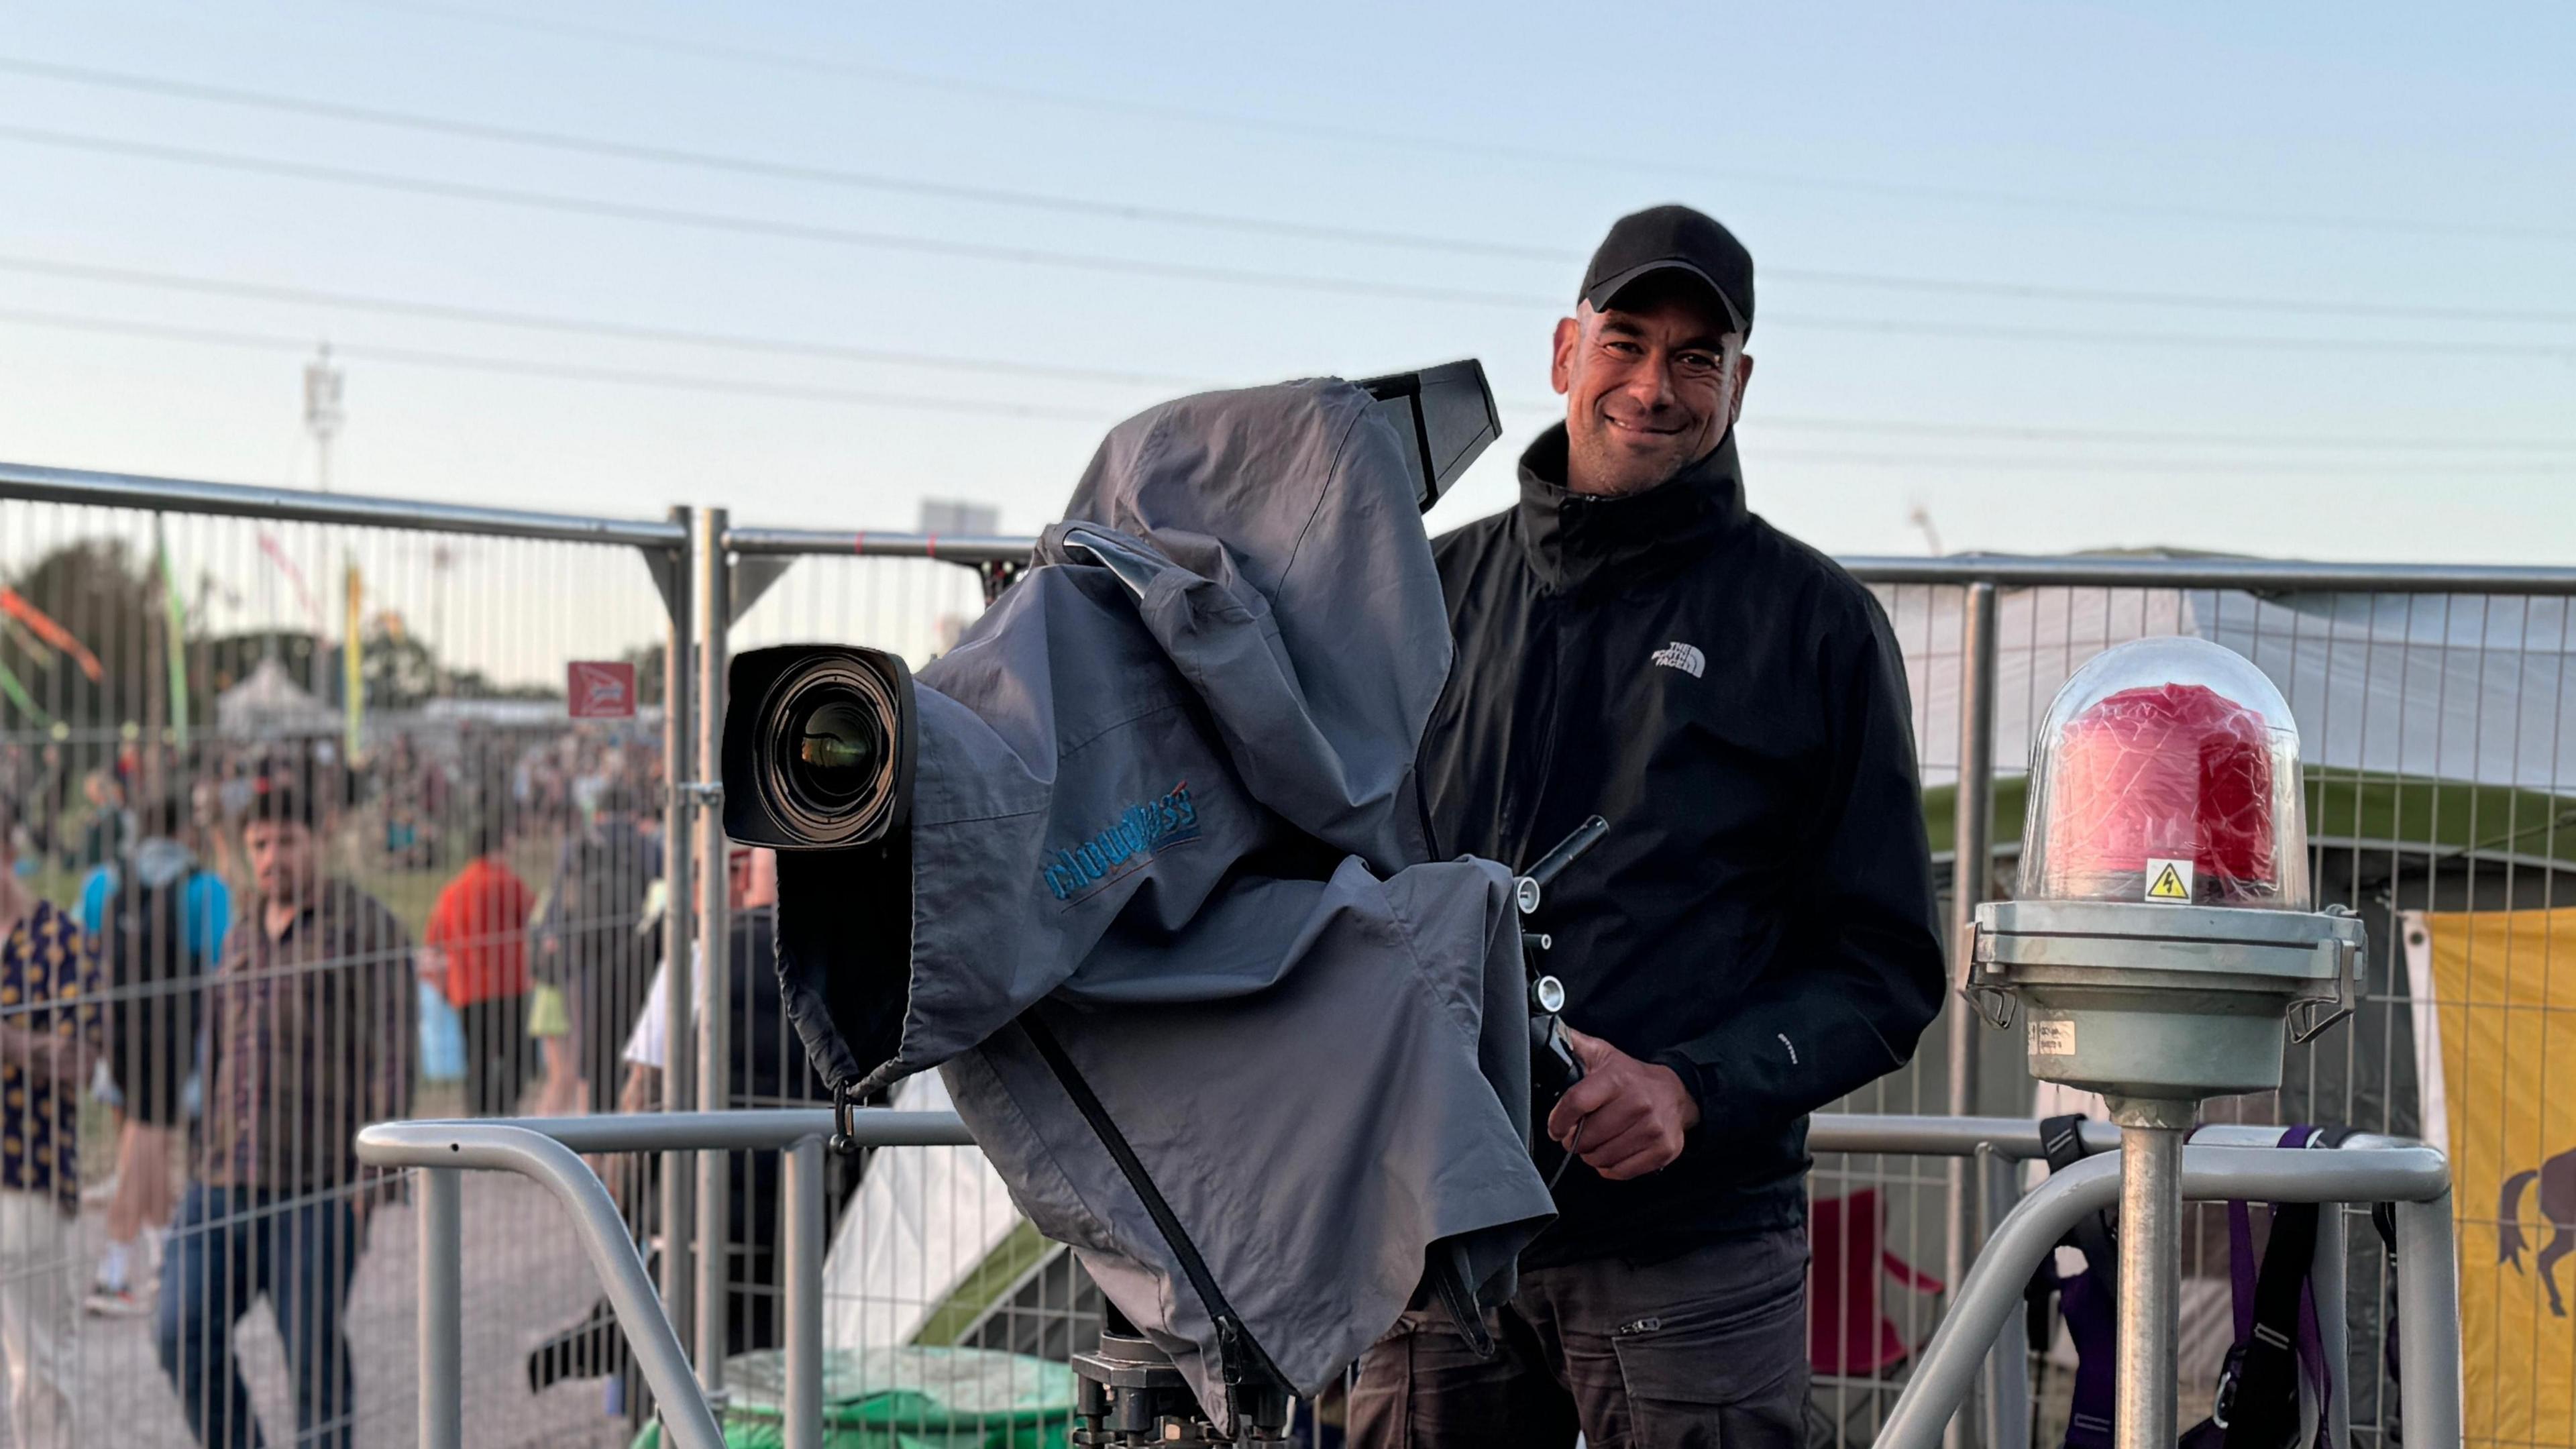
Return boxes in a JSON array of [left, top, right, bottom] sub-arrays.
[[631, 1345, 1077, 1449]]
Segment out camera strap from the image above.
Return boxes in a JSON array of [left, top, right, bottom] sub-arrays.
[[1019, 1012, 1289, 1407]]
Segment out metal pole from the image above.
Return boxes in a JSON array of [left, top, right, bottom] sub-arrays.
[[2114, 1124, 2184, 1449], [659, 507, 698, 1374], [2394, 1193, 2463, 1449], [0, 460, 690, 547], [419, 1166, 462, 1449], [1946, 580, 1998, 1449], [2312, 1201, 2351, 1449], [1976, 1147, 2030, 1449], [1870, 1144, 2451, 1449], [692, 506, 734, 1393], [782, 1136, 826, 1449], [360, 1124, 728, 1449]]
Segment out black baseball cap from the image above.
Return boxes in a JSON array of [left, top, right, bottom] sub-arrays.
[[1579, 205, 1754, 337]]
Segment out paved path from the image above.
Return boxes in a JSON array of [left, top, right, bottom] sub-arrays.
[[61, 1172, 640, 1449]]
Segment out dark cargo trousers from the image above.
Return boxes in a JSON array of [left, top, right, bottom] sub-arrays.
[[1348, 1227, 1809, 1449]]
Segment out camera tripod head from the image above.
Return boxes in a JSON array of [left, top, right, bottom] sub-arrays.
[[1071, 1307, 1292, 1448]]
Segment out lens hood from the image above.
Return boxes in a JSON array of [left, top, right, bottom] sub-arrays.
[[721, 644, 918, 849]]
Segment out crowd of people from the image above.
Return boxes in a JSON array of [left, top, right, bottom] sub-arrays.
[[0, 721, 680, 1447]]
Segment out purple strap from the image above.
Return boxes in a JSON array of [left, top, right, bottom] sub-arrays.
[[2227, 1197, 2259, 1344], [2278, 1127, 2335, 1440]]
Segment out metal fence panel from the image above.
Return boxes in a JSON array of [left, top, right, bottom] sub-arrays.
[[11, 458, 2561, 1449], [741, 539, 2576, 1448], [0, 486, 680, 1448]]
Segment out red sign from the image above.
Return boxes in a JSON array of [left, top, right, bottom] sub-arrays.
[[567, 660, 637, 719]]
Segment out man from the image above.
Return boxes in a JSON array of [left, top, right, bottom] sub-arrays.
[[1355, 205, 1947, 1446], [536, 782, 660, 1116], [530, 847, 855, 1400], [81, 794, 231, 1316], [156, 774, 413, 1449], [0, 793, 99, 1447], [422, 816, 535, 1117]]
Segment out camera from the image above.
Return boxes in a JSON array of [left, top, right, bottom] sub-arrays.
[[720, 361, 1499, 860], [720, 644, 918, 851]]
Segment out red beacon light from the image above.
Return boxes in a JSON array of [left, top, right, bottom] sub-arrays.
[[2021, 636, 2307, 911], [1973, 635, 2363, 1441]]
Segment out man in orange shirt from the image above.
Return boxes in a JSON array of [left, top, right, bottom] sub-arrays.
[[423, 820, 535, 1118]]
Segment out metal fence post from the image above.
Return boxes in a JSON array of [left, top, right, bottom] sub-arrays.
[[2394, 1193, 2463, 1449], [1945, 580, 1999, 1449], [1975, 1146, 2029, 1449], [2312, 1201, 2351, 1449], [783, 1135, 826, 1449], [692, 506, 735, 1393], [661, 505, 700, 1376], [419, 1165, 462, 1449]]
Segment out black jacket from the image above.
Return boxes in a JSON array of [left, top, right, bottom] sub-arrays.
[[1420, 424, 1946, 1267]]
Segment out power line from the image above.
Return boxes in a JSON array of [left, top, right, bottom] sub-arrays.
[[1749, 448, 2571, 478], [1739, 414, 2576, 455], [0, 254, 1200, 388], [9, 124, 2575, 362], [339, 0, 2576, 247], [0, 56, 1562, 265], [0, 123, 1542, 309], [7, 305, 2572, 480], [20, 253, 2576, 456], [0, 307, 1118, 419], [9, 54, 2573, 329]]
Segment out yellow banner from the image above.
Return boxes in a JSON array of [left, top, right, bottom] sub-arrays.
[[2426, 906, 2576, 1445]]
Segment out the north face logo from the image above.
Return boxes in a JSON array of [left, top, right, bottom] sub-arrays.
[[1650, 642, 1705, 678]]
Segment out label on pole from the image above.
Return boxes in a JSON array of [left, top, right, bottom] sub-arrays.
[[568, 660, 638, 719], [2031, 1017, 2077, 1056], [2144, 857, 2195, 903]]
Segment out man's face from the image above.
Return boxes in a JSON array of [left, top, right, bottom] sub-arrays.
[[1552, 280, 1753, 498], [244, 819, 319, 903]]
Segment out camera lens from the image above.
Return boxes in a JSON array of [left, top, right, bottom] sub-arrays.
[[755, 655, 907, 847], [794, 702, 883, 801]]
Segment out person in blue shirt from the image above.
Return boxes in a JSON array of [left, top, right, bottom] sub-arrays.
[[78, 794, 230, 1317]]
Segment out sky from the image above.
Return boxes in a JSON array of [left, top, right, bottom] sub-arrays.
[[2, 0, 2572, 565]]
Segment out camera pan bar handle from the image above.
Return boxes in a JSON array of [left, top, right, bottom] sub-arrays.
[[1515, 816, 1609, 916]]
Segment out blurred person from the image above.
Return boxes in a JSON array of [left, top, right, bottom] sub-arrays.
[[421, 815, 535, 1117], [24, 746, 68, 861], [1354, 207, 1945, 1449], [535, 782, 660, 1116], [531, 847, 853, 1390], [0, 795, 99, 1448], [155, 776, 413, 1449], [67, 767, 131, 871], [524, 969, 582, 1117], [79, 794, 231, 1316]]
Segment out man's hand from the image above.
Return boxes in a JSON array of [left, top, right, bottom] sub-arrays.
[[1545, 1026, 1702, 1181]]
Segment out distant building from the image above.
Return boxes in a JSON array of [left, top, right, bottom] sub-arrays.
[[916, 498, 1001, 537]]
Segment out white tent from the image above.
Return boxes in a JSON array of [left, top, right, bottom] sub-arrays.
[[822, 1071, 1038, 1352], [214, 656, 338, 738], [1888, 580, 2576, 800]]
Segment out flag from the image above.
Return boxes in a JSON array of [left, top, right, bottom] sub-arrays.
[[343, 559, 364, 756], [2413, 906, 2576, 1445], [155, 516, 189, 750]]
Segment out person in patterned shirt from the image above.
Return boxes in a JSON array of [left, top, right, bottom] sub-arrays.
[[0, 793, 100, 1449], [154, 774, 412, 1449]]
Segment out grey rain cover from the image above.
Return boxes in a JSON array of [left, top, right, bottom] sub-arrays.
[[773, 377, 1552, 1430]]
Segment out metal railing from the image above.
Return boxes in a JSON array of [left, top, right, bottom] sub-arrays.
[[0, 462, 693, 1447], [739, 523, 2574, 1446], [1, 454, 2560, 1446], [359, 1110, 2463, 1449]]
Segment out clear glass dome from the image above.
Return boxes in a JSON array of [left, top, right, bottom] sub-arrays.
[[2021, 636, 2308, 910]]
